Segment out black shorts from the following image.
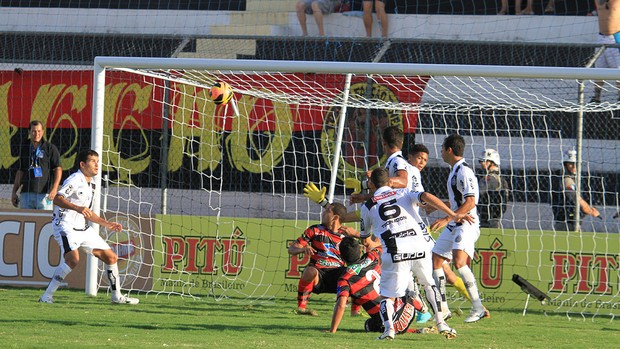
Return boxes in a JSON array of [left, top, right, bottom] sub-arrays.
[[312, 266, 346, 294]]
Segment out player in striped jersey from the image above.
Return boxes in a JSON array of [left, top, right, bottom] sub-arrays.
[[431, 134, 489, 323], [361, 167, 472, 339], [288, 202, 349, 316], [329, 236, 427, 334]]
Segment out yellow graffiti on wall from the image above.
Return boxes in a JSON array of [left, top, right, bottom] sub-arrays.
[[225, 94, 292, 174], [0, 82, 19, 168], [1, 80, 296, 178], [103, 83, 153, 183]]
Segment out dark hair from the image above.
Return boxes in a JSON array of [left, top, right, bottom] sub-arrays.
[[370, 167, 390, 188], [74, 149, 99, 170], [443, 134, 465, 157], [339, 236, 362, 265], [382, 126, 403, 149], [29, 120, 43, 129], [407, 143, 429, 157], [329, 202, 347, 220]]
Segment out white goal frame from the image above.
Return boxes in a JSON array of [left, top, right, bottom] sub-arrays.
[[90, 57, 620, 306]]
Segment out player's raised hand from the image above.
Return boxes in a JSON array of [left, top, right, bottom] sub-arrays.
[[345, 178, 363, 194], [340, 226, 360, 238], [349, 193, 367, 204], [303, 182, 328, 207]]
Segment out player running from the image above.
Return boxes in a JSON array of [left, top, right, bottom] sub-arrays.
[[39, 149, 138, 305]]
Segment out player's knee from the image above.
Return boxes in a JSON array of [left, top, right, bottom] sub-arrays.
[[98, 249, 118, 265], [301, 266, 318, 281]]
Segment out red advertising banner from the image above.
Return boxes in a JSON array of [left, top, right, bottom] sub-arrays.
[[0, 69, 424, 132]]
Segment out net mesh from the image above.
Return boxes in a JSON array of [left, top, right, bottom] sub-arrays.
[[94, 62, 620, 317]]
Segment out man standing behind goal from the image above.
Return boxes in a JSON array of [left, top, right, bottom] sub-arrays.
[[430, 134, 489, 323], [39, 149, 139, 305]]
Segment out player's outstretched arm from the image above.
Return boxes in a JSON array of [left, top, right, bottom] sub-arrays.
[[340, 225, 360, 237], [421, 192, 474, 225], [53, 195, 123, 231], [288, 241, 315, 256], [328, 295, 348, 333]]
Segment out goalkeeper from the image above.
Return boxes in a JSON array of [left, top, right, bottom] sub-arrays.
[[288, 202, 359, 316]]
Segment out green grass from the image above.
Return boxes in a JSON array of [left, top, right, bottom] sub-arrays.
[[0, 287, 618, 348]]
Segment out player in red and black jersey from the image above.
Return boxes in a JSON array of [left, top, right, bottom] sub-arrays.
[[329, 236, 425, 334], [288, 202, 351, 316]]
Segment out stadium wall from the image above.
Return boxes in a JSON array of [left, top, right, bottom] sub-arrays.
[[0, 8, 598, 43]]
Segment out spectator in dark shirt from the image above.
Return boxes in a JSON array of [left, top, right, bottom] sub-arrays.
[[11, 120, 62, 210]]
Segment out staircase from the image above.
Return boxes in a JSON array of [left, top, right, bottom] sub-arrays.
[[177, 0, 295, 59]]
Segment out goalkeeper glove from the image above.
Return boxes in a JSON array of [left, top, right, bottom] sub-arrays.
[[304, 182, 328, 208], [344, 178, 369, 195]]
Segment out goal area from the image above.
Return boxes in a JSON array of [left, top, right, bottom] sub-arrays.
[[91, 57, 620, 317]]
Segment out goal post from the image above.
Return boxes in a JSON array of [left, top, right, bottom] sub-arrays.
[[91, 57, 620, 317]]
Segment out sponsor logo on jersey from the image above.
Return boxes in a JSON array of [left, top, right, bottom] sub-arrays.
[[372, 190, 396, 202]]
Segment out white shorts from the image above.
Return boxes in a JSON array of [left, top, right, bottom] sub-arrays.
[[432, 223, 480, 260], [594, 34, 620, 69], [379, 249, 434, 298], [54, 226, 111, 255]]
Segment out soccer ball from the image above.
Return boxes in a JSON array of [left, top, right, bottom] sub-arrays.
[[209, 81, 234, 105]]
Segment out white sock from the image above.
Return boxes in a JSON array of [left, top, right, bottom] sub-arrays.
[[423, 284, 445, 325], [433, 268, 450, 314], [457, 265, 484, 311], [379, 298, 395, 332], [43, 262, 72, 298], [106, 263, 122, 299]]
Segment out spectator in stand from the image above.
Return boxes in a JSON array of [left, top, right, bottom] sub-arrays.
[[591, 0, 620, 103], [296, 0, 341, 36], [363, 0, 388, 38], [11, 120, 62, 210], [551, 149, 601, 231], [477, 149, 510, 229], [498, 0, 535, 15], [544, 0, 556, 13]]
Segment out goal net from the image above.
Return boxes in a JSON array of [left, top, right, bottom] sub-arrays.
[[92, 57, 620, 317]]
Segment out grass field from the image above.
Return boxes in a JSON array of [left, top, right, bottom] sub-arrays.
[[0, 287, 618, 348]]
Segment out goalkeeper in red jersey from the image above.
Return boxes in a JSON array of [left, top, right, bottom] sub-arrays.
[[329, 236, 428, 334], [288, 202, 354, 316]]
